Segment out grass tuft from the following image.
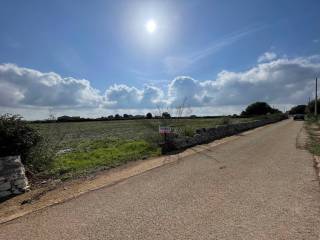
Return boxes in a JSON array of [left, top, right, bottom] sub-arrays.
[[51, 138, 160, 177], [305, 119, 320, 156]]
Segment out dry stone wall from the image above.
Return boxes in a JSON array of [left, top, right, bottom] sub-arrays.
[[0, 156, 29, 199], [163, 116, 287, 152]]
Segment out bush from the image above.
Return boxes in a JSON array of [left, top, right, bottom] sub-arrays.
[[241, 102, 281, 116], [26, 137, 57, 173], [0, 114, 40, 163], [26, 123, 69, 173], [289, 105, 306, 115], [162, 112, 171, 119], [183, 126, 194, 137]]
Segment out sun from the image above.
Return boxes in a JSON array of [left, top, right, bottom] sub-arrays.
[[145, 19, 157, 33]]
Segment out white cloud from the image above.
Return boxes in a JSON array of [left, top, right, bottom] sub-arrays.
[[258, 52, 277, 63], [104, 84, 165, 109], [168, 76, 203, 106], [0, 64, 102, 108], [170, 55, 319, 107], [1, 54, 320, 119]]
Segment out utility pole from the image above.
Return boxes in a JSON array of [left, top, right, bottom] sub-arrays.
[[315, 77, 318, 118], [308, 96, 311, 115]]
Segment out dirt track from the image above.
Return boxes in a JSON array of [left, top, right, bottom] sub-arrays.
[[0, 119, 319, 240]]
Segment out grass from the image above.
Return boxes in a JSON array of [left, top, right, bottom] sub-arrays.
[[306, 118, 320, 156], [28, 117, 251, 178], [52, 138, 160, 177], [30, 118, 250, 152]]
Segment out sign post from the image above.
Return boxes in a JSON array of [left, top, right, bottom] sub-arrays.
[[159, 126, 172, 134], [159, 126, 172, 153]]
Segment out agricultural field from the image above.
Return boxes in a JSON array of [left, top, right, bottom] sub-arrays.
[[28, 117, 251, 179]]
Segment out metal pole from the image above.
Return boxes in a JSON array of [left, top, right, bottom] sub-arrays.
[[315, 77, 318, 118], [308, 96, 311, 115]]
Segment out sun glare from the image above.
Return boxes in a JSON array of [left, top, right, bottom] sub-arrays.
[[145, 19, 157, 33]]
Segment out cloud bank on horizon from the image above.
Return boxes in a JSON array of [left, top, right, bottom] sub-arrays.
[[0, 52, 319, 119]]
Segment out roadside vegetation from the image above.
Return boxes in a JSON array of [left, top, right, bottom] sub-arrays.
[[305, 118, 320, 156], [28, 117, 249, 179], [1, 101, 286, 182], [53, 139, 159, 178], [290, 100, 320, 157], [240, 102, 281, 116], [0, 114, 40, 164]]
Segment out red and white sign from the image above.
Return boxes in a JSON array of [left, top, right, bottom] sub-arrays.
[[159, 126, 172, 134]]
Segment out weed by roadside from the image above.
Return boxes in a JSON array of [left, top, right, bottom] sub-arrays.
[[50, 138, 160, 179], [305, 119, 320, 156], [26, 118, 251, 181]]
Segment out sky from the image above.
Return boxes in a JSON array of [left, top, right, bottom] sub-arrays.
[[0, 0, 320, 119]]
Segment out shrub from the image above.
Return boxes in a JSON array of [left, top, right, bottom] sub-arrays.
[[26, 123, 68, 173], [162, 112, 171, 119], [26, 137, 56, 173], [183, 126, 194, 137], [241, 102, 281, 116], [289, 105, 306, 115], [0, 114, 40, 163]]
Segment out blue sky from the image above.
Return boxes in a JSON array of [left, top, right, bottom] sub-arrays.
[[0, 0, 320, 119]]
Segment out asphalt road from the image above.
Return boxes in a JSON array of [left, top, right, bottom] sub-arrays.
[[1, 120, 320, 240]]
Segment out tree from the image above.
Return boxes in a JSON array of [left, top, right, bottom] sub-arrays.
[[123, 114, 129, 119], [146, 112, 153, 119], [115, 114, 121, 119], [289, 105, 306, 115], [162, 112, 171, 119], [241, 102, 281, 116]]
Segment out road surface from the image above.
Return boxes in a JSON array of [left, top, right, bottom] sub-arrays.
[[1, 120, 319, 240]]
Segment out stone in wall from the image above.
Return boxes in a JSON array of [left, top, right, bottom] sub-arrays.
[[164, 115, 287, 152], [0, 156, 29, 199]]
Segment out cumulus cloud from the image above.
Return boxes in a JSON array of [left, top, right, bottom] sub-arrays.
[[0, 64, 102, 108], [1, 54, 320, 119], [168, 76, 204, 106], [168, 56, 319, 107], [104, 84, 165, 109], [258, 52, 277, 63], [0, 63, 165, 111]]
